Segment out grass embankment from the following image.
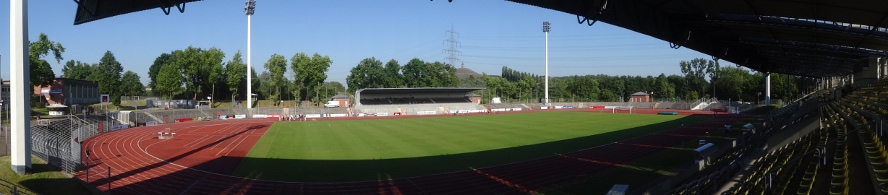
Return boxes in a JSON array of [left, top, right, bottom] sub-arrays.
[[234, 112, 706, 181], [0, 156, 92, 195]]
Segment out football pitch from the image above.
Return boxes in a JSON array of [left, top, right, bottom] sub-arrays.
[[233, 111, 705, 181]]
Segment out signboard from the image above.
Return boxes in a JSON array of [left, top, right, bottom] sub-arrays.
[[110, 124, 130, 131], [100, 94, 110, 104], [40, 88, 63, 94], [416, 111, 437, 115]]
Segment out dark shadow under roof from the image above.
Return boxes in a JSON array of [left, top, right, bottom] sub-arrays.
[[508, 0, 888, 77], [73, 0, 201, 25]]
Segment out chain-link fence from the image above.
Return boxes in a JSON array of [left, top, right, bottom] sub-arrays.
[[30, 115, 105, 174], [32, 118, 77, 173], [0, 114, 110, 176]]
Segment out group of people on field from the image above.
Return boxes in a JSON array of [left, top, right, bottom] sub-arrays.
[[279, 114, 308, 121]]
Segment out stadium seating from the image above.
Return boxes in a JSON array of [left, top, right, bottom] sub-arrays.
[[706, 78, 888, 195]]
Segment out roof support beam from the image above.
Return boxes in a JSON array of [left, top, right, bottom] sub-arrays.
[[705, 14, 888, 41]]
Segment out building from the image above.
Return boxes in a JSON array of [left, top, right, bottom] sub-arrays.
[[0, 81, 8, 111], [328, 94, 350, 107], [466, 93, 482, 104], [33, 78, 100, 106], [630, 92, 650, 102]]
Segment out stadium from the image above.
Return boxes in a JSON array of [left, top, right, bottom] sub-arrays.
[[19, 86, 806, 194], [63, 89, 743, 194]]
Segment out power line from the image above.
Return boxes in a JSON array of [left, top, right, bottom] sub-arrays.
[[385, 35, 445, 60]]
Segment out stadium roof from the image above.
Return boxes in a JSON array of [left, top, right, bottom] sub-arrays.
[[73, 0, 200, 25], [631, 92, 649, 96], [356, 88, 484, 95], [507, 0, 888, 77]]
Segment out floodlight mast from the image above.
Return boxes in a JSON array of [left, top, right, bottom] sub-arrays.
[[10, 0, 31, 174], [245, 0, 255, 115], [543, 21, 550, 106]]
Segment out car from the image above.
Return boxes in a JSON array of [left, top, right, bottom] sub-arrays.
[[324, 101, 340, 108]]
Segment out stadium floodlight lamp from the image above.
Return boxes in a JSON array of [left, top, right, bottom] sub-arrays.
[[543, 21, 550, 32], [245, 0, 256, 15]]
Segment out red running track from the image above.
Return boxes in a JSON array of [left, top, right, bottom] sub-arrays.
[[75, 110, 738, 195]]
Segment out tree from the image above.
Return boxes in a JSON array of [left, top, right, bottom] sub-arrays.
[[148, 53, 174, 89], [402, 59, 458, 88], [402, 58, 426, 87], [324, 81, 347, 96], [770, 73, 798, 102], [251, 67, 259, 100], [119, 71, 144, 97], [598, 76, 625, 101], [666, 74, 693, 100], [90, 51, 124, 106], [679, 58, 718, 100], [382, 59, 403, 88], [171, 47, 205, 100], [290, 53, 311, 100], [62, 60, 93, 80], [290, 52, 332, 101], [427, 61, 459, 87], [567, 76, 600, 101], [316, 81, 346, 102], [226, 51, 247, 102], [346, 57, 385, 92], [714, 66, 750, 101], [516, 75, 538, 102], [482, 74, 514, 100], [550, 77, 572, 102], [29, 33, 65, 87], [654, 74, 676, 100], [155, 62, 184, 99], [204, 48, 225, 103], [256, 71, 274, 101], [458, 75, 485, 88], [264, 54, 288, 103]]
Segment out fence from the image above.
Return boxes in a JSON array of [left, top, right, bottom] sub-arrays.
[[0, 114, 106, 194], [31, 115, 107, 174], [0, 177, 36, 195]]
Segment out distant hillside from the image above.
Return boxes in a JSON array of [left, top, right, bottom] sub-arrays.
[[456, 62, 482, 79], [456, 67, 482, 79]]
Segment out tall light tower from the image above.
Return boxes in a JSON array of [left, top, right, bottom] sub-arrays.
[[10, 0, 31, 174], [245, 0, 255, 113], [543, 21, 550, 106]]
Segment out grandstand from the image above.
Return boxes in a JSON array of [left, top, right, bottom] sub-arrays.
[[354, 88, 487, 116], [660, 78, 888, 195]]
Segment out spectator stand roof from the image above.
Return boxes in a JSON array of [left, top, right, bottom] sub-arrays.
[[73, 0, 199, 25], [356, 88, 484, 96], [507, 0, 888, 77], [354, 88, 484, 108], [631, 92, 650, 96]]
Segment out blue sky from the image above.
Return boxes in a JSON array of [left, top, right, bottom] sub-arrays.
[[1, 1, 714, 86]]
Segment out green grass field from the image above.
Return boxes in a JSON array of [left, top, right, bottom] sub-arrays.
[[233, 111, 706, 181], [0, 156, 93, 195]]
